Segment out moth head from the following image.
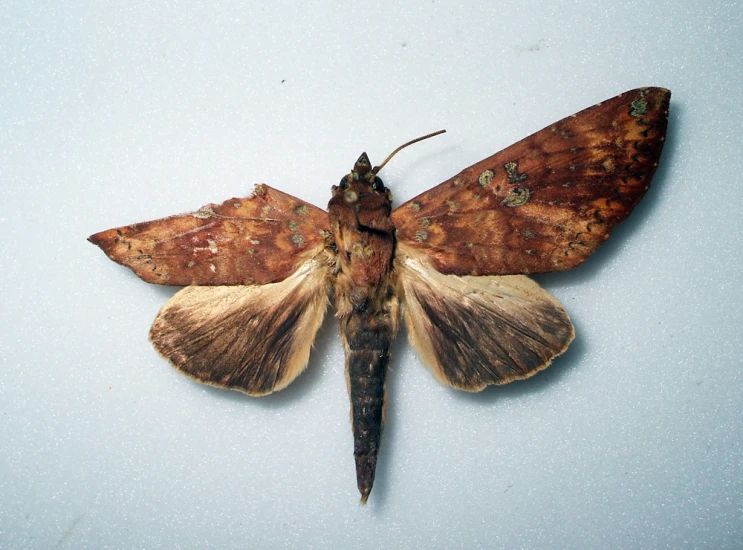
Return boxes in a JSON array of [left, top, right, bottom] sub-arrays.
[[332, 152, 391, 203], [331, 130, 447, 208]]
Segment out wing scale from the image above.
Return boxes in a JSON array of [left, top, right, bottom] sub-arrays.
[[89, 184, 329, 285], [150, 256, 330, 395], [397, 244, 573, 391], [392, 87, 670, 276]]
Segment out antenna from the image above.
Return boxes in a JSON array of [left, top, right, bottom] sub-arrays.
[[372, 129, 446, 175]]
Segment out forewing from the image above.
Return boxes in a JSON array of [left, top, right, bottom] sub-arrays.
[[149, 256, 330, 396], [392, 87, 670, 276], [89, 184, 329, 285], [397, 244, 574, 391]]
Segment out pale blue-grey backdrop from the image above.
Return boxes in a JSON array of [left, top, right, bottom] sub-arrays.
[[1, 1, 741, 548]]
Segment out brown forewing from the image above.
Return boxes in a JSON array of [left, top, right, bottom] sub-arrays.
[[391, 87, 670, 276], [89, 184, 329, 285]]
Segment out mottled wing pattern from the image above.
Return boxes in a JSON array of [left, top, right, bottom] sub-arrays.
[[392, 87, 670, 276], [89, 184, 329, 285], [396, 244, 573, 391], [150, 256, 330, 396]]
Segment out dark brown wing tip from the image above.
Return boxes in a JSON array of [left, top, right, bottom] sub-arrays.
[[628, 86, 670, 96], [87, 230, 105, 247], [647, 86, 671, 104], [88, 228, 141, 275], [87, 228, 119, 254], [637, 87, 671, 112]]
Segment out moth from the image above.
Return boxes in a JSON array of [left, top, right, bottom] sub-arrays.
[[89, 87, 670, 503]]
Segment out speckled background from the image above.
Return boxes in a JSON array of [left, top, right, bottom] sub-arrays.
[[1, 1, 741, 548]]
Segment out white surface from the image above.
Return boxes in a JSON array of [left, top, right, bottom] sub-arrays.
[[1, 1, 742, 548]]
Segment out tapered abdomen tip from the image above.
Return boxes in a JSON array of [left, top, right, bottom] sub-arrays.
[[355, 454, 377, 505]]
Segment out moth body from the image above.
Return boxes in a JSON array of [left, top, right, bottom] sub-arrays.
[[327, 153, 399, 503]]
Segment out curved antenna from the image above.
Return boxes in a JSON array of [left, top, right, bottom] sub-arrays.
[[372, 129, 446, 175]]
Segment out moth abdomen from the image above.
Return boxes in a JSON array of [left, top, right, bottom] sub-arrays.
[[343, 317, 393, 504]]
